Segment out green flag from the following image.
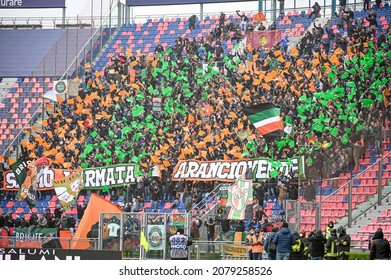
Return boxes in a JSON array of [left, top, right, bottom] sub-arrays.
[[341, 133, 350, 145], [132, 105, 144, 117], [330, 127, 339, 137]]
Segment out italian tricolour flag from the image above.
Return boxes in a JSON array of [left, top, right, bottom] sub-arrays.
[[243, 103, 284, 141]]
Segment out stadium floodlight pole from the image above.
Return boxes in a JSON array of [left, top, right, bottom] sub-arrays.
[[118, 0, 122, 28], [90, 0, 94, 64], [109, 0, 114, 39], [200, 3, 204, 21], [100, 0, 103, 52], [272, 0, 276, 21], [331, 0, 337, 15], [62, 7, 66, 28], [258, 0, 263, 12]]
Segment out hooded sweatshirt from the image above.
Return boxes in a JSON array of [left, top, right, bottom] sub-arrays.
[[370, 230, 391, 260]]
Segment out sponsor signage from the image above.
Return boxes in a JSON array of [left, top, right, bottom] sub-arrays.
[[14, 228, 58, 248], [0, 247, 122, 260], [172, 157, 304, 182], [3, 164, 138, 191], [126, 0, 252, 6], [0, 0, 66, 8], [223, 245, 247, 257]]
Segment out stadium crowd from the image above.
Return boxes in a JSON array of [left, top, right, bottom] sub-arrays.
[[0, 4, 391, 253]]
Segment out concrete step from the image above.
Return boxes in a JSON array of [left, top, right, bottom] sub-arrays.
[[344, 191, 391, 235]]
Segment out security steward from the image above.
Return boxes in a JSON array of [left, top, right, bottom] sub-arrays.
[[325, 228, 338, 260], [245, 227, 257, 260], [337, 226, 351, 260], [290, 231, 304, 260], [251, 228, 264, 260]]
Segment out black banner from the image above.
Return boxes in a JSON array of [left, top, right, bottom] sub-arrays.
[[0, 248, 122, 260]]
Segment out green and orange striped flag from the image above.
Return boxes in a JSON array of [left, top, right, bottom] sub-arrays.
[[243, 103, 284, 142], [226, 176, 253, 220]]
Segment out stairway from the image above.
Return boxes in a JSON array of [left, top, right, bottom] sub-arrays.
[[337, 185, 391, 234]]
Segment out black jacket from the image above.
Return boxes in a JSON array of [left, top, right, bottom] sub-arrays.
[[308, 231, 327, 257], [370, 231, 390, 260]]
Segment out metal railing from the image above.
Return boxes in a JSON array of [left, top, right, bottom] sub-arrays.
[[0, 16, 107, 29], [130, 0, 372, 23], [317, 151, 391, 227]]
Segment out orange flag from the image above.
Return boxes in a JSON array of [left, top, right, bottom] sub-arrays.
[[90, 91, 100, 100], [277, 56, 285, 63], [234, 152, 242, 159], [109, 84, 116, 92], [8, 157, 16, 165], [0, 154, 4, 163], [151, 60, 159, 68], [254, 12, 266, 21], [290, 46, 299, 57], [221, 128, 230, 136], [204, 134, 213, 143], [188, 114, 194, 123], [312, 58, 320, 67], [329, 54, 340, 65], [151, 155, 160, 163], [247, 134, 256, 141], [263, 83, 271, 91], [230, 112, 238, 119], [309, 82, 316, 92], [198, 130, 206, 136], [304, 69, 312, 79], [71, 194, 123, 249], [126, 48, 132, 58]]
